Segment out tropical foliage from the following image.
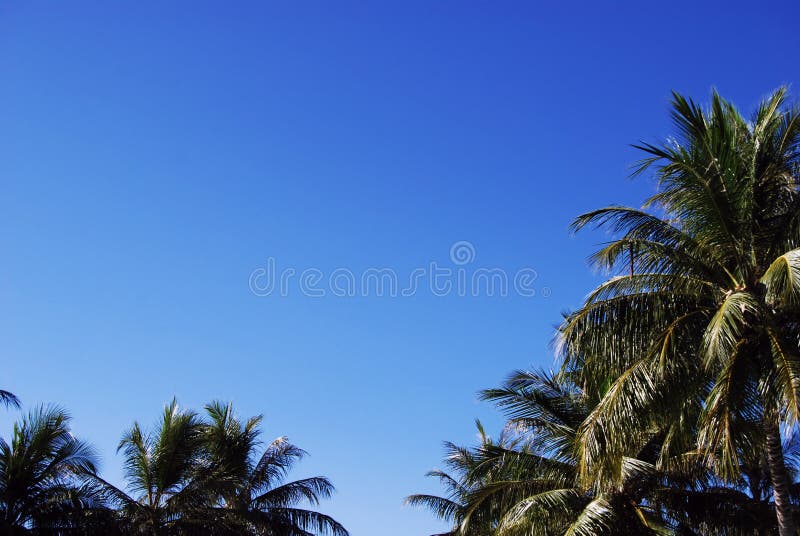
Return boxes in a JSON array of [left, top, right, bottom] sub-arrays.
[[7, 87, 800, 535], [411, 88, 800, 535], [0, 396, 347, 535], [0, 405, 109, 534]]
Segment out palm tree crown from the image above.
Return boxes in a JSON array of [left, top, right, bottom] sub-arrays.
[[202, 400, 348, 536], [562, 87, 800, 534], [0, 405, 101, 533], [92, 399, 348, 536]]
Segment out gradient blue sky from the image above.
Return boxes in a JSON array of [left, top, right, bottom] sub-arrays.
[[1, 2, 798, 535]]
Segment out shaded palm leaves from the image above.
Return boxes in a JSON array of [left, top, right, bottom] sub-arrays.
[[201, 401, 347, 536], [93, 399, 347, 536], [411, 369, 782, 535], [0, 405, 108, 534], [95, 399, 209, 534], [406, 422, 513, 536], [0, 391, 20, 410]]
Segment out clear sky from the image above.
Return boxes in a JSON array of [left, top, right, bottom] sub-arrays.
[[1, 2, 798, 535]]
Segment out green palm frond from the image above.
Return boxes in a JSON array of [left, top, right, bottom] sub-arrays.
[[761, 248, 800, 307], [563, 495, 615, 536], [0, 405, 103, 531], [701, 291, 760, 369]]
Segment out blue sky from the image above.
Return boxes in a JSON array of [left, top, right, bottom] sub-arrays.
[[1, 2, 798, 534]]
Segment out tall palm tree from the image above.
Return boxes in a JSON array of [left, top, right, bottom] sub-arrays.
[[201, 401, 348, 536], [95, 399, 209, 535], [562, 88, 800, 534], [0, 405, 103, 533]]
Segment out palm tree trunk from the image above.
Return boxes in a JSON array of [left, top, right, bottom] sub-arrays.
[[766, 419, 796, 536]]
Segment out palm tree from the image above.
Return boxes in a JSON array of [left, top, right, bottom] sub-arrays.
[[0, 405, 103, 533], [95, 398, 209, 535], [412, 369, 782, 535], [201, 400, 348, 536], [562, 88, 800, 534], [91, 399, 347, 535]]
